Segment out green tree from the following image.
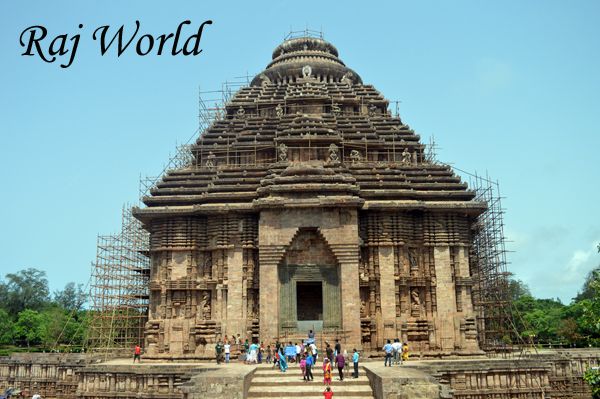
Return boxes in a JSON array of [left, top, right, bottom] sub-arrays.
[[2, 268, 49, 316], [53, 282, 87, 311], [14, 309, 45, 347], [0, 308, 15, 345]]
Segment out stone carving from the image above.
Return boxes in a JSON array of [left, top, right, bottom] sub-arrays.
[[275, 103, 283, 117], [200, 292, 211, 320], [341, 71, 354, 84], [402, 148, 412, 164], [349, 149, 362, 163], [411, 289, 421, 317], [328, 143, 339, 162], [360, 299, 367, 317], [278, 143, 288, 162], [237, 106, 246, 117], [411, 290, 420, 306], [331, 103, 341, 116], [412, 151, 418, 164], [302, 65, 312, 78], [368, 104, 378, 116], [205, 151, 216, 168]]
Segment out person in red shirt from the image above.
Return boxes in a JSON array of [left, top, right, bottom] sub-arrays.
[[323, 386, 334, 399], [133, 345, 141, 363]]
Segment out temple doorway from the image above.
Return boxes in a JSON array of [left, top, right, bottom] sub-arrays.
[[296, 281, 323, 321], [277, 228, 341, 333]]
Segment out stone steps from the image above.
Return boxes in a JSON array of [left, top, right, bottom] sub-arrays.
[[247, 365, 374, 399]]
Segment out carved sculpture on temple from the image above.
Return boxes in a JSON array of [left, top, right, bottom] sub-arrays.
[[278, 143, 288, 162], [411, 289, 421, 317], [350, 149, 362, 163], [332, 103, 341, 116], [201, 292, 211, 320], [302, 65, 312, 78], [402, 148, 412, 164], [275, 103, 283, 117], [328, 143, 339, 163], [205, 152, 216, 168]]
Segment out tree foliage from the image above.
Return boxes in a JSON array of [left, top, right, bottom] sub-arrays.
[[0, 268, 88, 352]]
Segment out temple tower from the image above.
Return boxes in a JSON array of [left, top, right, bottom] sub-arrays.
[[134, 34, 485, 359]]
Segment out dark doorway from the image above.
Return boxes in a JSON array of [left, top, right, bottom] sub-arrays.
[[296, 281, 323, 320]]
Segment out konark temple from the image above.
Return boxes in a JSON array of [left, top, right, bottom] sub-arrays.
[[1, 34, 598, 399], [133, 35, 487, 360]]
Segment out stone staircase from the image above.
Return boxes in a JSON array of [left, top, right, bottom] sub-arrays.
[[247, 363, 375, 399]]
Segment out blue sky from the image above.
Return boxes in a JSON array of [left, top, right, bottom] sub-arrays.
[[0, 0, 598, 302]]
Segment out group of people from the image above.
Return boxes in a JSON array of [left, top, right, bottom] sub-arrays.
[[382, 338, 409, 366], [214, 335, 264, 364]]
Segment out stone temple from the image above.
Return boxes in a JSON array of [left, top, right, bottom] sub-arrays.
[[133, 35, 487, 360]]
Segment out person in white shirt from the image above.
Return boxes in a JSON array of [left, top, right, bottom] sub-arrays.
[[224, 342, 231, 363], [391, 338, 402, 365], [295, 342, 301, 363]]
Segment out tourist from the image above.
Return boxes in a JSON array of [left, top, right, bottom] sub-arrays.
[[266, 345, 272, 364], [323, 386, 334, 399], [309, 341, 318, 361], [305, 351, 314, 381], [133, 344, 141, 363], [215, 341, 223, 364], [402, 342, 409, 362], [239, 349, 247, 363], [323, 358, 332, 386], [249, 341, 258, 364], [308, 329, 315, 344], [300, 353, 307, 380], [258, 342, 264, 363], [334, 339, 341, 357], [335, 349, 345, 381], [278, 347, 288, 372], [352, 349, 359, 378], [272, 348, 279, 368], [392, 338, 402, 365], [224, 340, 231, 364], [326, 343, 334, 364], [383, 339, 393, 367], [244, 338, 250, 354], [295, 342, 302, 363]]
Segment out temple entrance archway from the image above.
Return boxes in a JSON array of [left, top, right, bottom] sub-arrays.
[[278, 228, 341, 333]]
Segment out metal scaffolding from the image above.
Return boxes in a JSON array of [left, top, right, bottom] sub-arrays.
[[87, 206, 150, 354], [464, 171, 513, 352]]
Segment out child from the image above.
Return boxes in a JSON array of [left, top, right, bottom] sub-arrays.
[[300, 354, 307, 380], [323, 358, 332, 386], [323, 386, 334, 399], [266, 345, 272, 364]]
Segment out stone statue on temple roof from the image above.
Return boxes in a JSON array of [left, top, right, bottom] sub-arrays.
[[278, 143, 288, 162], [328, 143, 339, 163]]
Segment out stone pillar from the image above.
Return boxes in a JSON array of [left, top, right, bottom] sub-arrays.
[[456, 246, 473, 314], [226, 247, 244, 337], [433, 246, 457, 352], [377, 244, 397, 343]]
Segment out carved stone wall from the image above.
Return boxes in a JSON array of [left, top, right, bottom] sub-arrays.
[[145, 214, 258, 359], [358, 210, 479, 355]]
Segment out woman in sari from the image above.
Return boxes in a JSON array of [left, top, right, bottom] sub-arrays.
[[278, 348, 288, 372]]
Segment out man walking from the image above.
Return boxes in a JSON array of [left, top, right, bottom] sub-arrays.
[[383, 339, 393, 367], [335, 349, 345, 381], [305, 351, 314, 381]]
